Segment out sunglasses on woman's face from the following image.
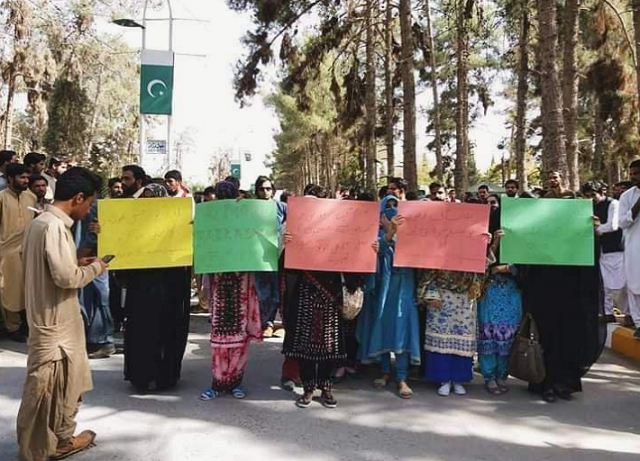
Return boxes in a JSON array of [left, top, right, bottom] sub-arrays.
[[258, 187, 273, 192]]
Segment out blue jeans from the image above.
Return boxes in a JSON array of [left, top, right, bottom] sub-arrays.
[[380, 352, 410, 381], [80, 272, 113, 347]]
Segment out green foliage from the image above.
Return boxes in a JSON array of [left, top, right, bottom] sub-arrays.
[[44, 78, 91, 158]]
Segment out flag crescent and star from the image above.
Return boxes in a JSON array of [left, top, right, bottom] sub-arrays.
[[140, 49, 174, 115]]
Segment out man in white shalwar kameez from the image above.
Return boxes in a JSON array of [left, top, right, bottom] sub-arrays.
[[619, 159, 640, 339], [583, 181, 628, 321]]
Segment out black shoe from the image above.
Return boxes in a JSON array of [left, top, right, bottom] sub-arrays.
[[604, 314, 616, 324], [8, 330, 27, 343], [542, 391, 556, 403], [554, 388, 573, 401], [634, 328, 640, 340], [296, 392, 313, 408]]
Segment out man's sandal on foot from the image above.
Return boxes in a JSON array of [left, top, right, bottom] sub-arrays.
[[51, 430, 96, 460]]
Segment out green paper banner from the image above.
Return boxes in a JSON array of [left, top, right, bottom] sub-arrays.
[[194, 200, 279, 274], [500, 197, 595, 266]]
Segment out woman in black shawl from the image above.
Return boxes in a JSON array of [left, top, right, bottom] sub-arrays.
[[282, 184, 346, 409], [522, 172, 605, 402], [121, 183, 191, 391]]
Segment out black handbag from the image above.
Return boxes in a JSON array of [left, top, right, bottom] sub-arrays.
[[508, 313, 546, 384]]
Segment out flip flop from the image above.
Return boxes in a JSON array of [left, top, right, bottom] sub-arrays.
[[373, 374, 390, 389], [231, 386, 246, 399], [398, 382, 413, 399], [199, 389, 219, 401]]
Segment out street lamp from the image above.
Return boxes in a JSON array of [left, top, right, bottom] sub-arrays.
[[112, 0, 174, 173], [112, 18, 145, 29]]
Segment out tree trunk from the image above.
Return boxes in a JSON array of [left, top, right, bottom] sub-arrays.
[[2, 73, 16, 150], [454, 0, 471, 196], [562, 0, 580, 190], [537, 0, 568, 180], [593, 99, 605, 176], [633, 0, 640, 137], [514, 2, 529, 191], [364, 0, 378, 190], [399, 0, 417, 190], [384, 0, 395, 179], [424, 0, 443, 182]]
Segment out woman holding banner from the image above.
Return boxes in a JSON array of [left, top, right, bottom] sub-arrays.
[[122, 183, 192, 392], [282, 184, 345, 409], [356, 195, 421, 399], [522, 173, 605, 403], [199, 181, 263, 401]]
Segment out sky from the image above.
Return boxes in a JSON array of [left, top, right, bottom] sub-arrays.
[[97, 0, 510, 188]]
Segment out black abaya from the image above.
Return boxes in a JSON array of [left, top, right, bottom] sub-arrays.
[[122, 267, 191, 391]]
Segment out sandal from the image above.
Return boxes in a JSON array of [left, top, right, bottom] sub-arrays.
[[496, 379, 509, 393], [199, 388, 219, 401], [373, 374, 391, 389], [296, 392, 313, 409], [231, 386, 246, 399], [398, 381, 413, 399], [485, 381, 503, 396], [320, 390, 338, 408]]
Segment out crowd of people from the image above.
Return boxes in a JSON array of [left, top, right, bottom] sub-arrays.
[[0, 147, 639, 461]]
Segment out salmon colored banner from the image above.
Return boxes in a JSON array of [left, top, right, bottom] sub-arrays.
[[394, 201, 490, 273], [285, 197, 380, 273]]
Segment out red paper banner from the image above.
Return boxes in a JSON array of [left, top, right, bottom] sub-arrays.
[[285, 197, 380, 273], [394, 201, 490, 273]]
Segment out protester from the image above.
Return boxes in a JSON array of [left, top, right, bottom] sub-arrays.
[[378, 185, 389, 200], [428, 182, 447, 201], [582, 181, 627, 323], [388, 177, 407, 201], [448, 188, 461, 203], [119, 183, 191, 391], [28, 174, 50, 211], [164, 170, 190, 197], [619, 159, 640, 338], [522, 171, 604, 402], [254, 175, 287, 338], [477, 184, 490, 203], [197, 181, 262, 401], [107, 177, 123, 198], [75, 200, 115, 359], [0, 163, 37, 343], [282, 184, 345, 408], [357, 195, 419, 399], [203, 186, 215, 202], [42, 158, 68, 200], [477, 230, 522, 395], [504, 179, 519, 198], [417, 245, 492, 397], [0, 149, 18, 191], [17, 167, 107, 461], [121, 165, 147, 198], [23, 152, 46, 176], [487, 194, 500, 211]]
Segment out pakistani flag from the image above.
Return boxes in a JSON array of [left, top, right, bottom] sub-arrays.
[[140, 50, 174, 115]]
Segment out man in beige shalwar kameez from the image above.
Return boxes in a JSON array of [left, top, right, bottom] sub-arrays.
[[0, 163, 37, 342], [17, 167, 107, 461]]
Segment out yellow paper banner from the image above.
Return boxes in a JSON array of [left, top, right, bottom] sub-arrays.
[[98, 197, 193, 270]]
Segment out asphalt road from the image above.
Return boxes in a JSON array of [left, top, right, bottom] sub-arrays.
[[1, 314, 639, 461]]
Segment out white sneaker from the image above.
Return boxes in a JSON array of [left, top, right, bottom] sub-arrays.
[[438, 381, 452, 396], [453, 383, 467, 395]]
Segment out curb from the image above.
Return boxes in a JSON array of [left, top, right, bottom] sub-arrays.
[[607, 324, 640, 362]]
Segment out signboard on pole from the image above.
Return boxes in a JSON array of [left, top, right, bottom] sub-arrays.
[[146, 140, 167, 155], [140, 49, 174, 115]]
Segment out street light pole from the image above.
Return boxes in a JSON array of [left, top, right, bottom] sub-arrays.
[[115, 0, 174, 172]]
